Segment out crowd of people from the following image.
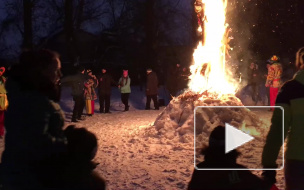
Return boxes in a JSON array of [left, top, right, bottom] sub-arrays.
[[60, 65, 164, 122], [244, 55, 297, 110], [0, 46, 303, 189]]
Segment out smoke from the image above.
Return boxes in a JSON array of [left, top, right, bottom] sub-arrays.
[[225, 0, 261, 85]]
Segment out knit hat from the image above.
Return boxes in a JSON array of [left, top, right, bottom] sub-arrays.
[[123, 70, 128, 77], [269, 55, 280, 63], [201, 125, 240, 161], [0, 67, 5, 75], [64, 125, 98, 161], [147, 68, 152, 72], [208, 126, 225, 149]]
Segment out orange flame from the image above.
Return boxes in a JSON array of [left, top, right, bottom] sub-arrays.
[[189, 0, 237, 97]]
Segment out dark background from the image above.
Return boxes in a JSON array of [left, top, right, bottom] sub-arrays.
[[0, 0, 303, 83]]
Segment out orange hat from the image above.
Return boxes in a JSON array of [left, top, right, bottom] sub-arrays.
[[270, 55, 280, 62]]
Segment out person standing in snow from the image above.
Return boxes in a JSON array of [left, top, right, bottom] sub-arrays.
[[61, 66, 86, 122], [145, 68, 159, 110], [188, 126, 271, 190], [84, 69, 98, 116], [181, 67, 191, 90], [98, 67, 117, 113], [265, 55, 283, 111], [263, 63, 271, 106], [0, 67, 7, 139], [247, 62, 261, 105], [166, 63, 182, 98], [118, 69, 131, 111], [262, 47, 304, 189], [0, 49, 67, 189]]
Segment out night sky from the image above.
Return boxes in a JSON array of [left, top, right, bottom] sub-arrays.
[[0, 0, 303, 65], [228, 0, 304, 62]]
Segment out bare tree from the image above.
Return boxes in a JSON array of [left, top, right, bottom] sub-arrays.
[[22, 0, 33, 49]]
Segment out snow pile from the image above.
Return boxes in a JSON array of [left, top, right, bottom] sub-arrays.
[[144, 91, 272, 168], [149, 92, 266, 141]]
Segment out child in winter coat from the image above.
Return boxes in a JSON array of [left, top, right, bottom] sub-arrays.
[[84, 70, 98, 116]]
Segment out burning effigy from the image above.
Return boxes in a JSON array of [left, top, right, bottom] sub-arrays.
[[144, 0, 272, 167]]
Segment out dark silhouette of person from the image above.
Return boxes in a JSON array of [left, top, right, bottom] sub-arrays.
[[262, 47, 304, 189], [98, 67, 117, 113], [188, 126, 270, 190], [62, 125, 106, 190], [166, 63, 182, 98], [0, 49, 67, 189], [61, 66, 86, 122], [145, 68, 159, 110], [247, 62, 261, 105]]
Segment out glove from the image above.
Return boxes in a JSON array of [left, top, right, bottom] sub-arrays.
[[262, 170, 276, 185]]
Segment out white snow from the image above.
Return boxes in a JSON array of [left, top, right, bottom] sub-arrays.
[[0, 85, 285, 189]]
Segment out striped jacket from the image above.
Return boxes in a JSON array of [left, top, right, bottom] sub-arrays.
[[265, 62, 283, 88], [262, 70, 304, 167]]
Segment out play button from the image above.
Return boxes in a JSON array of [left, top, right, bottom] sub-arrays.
[[225, 123, 254, 154]]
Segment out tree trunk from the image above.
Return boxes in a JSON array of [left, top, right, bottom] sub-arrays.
[[144, 0, 156, 68], [64, 0, 77, 64], [75, 0, 84, 30], [22, 0, 33, 50]]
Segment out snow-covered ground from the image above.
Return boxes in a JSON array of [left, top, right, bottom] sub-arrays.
[[0, 85, 284, 189]]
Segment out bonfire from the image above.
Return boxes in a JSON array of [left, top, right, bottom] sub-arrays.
[[145, 0, 274, 169]]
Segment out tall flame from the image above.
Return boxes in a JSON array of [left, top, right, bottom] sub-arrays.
[[189, 0, 236, 96]]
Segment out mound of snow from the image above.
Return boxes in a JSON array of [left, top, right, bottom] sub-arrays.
[[143, 91, 273, 168]]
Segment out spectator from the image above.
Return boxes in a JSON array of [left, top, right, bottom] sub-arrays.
[[181, 67, 191, 90], [145, 68, 159, 110], [262, 47, 304, 189], [248, 62, 261, 105], [61, 66, 86, 122], [118, 69, 131, 111], [98, 67, 116, 113], [265, 55, 283, 111], [188, 126, 270, 190], [166, 63, 182, 98], [0, 49, 67, 189], [0, 67, 7, 139], [62, 125, 106, 190], [264, 64, 271, 106], [84, 69, 98, 116]]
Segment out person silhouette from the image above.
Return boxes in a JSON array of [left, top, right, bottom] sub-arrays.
[[188, 125, 270, 190], [62, 125, 106, 190], [0, 49, 67, 189]]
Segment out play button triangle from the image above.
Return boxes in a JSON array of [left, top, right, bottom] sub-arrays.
[[225, 123, 254, 154]]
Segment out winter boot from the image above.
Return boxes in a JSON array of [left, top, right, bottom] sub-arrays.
[[124, 105, 129, 111]]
